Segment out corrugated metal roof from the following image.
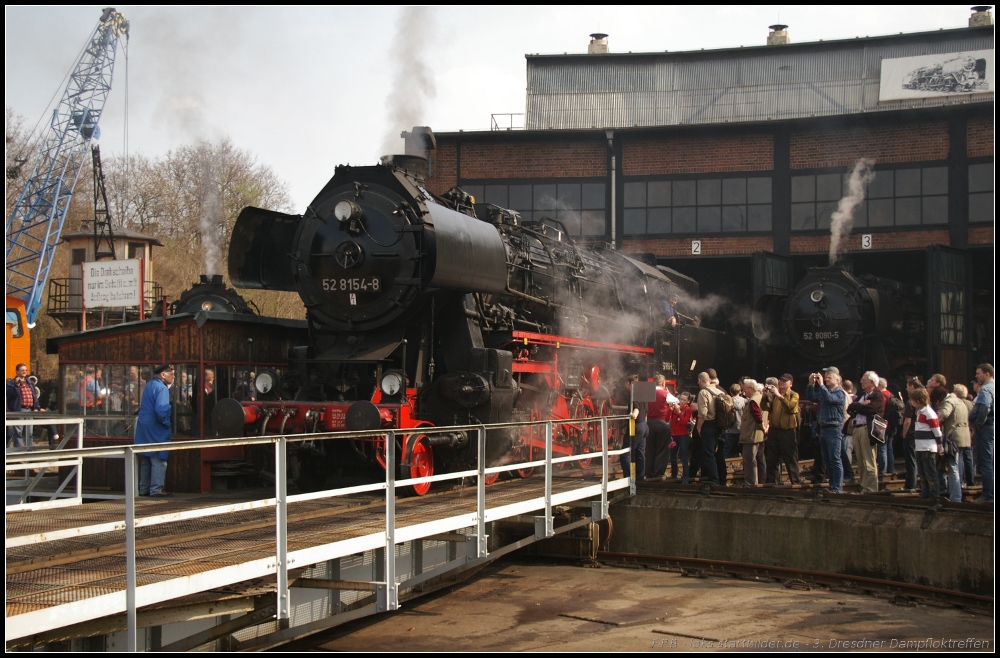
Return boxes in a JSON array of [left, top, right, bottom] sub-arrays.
[[525, 28, 994, 130]]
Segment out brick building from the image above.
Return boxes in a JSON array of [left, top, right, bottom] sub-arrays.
[[420, 16, 994, 382]]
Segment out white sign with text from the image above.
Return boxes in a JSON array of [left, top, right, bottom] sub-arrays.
[[83, 259, 142, 308]]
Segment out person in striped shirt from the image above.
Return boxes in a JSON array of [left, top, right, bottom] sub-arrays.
[[910, 387, 943, 503]]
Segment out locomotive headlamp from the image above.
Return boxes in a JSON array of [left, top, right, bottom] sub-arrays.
[[255, 368, 280, 396], [334, 200, 362, 223], [810, 290, 825, 303], [381, 370, 405, 396], [200, 300, 214, 311]]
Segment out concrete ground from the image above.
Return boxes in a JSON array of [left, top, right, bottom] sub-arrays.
[[290, 557, 994, 652]]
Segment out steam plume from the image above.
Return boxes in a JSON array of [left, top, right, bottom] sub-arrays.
[[194, 152, 222, 276], [829, 158, 875, 266], [380, 7, 437, 156]]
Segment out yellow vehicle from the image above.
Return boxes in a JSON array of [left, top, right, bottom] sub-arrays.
[[6, 296, 30, 378]]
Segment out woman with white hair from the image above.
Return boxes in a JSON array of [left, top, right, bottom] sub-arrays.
[[739, 379, 766, 485]]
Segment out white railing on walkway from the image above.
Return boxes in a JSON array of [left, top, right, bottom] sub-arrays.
[[5, 414, 85, 511], [4, 416, 632, 649]]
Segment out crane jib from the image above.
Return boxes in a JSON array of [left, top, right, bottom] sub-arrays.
[[5, 9, 128, 327]]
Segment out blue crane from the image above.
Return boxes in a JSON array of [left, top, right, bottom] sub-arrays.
[[6, 7, 129, 327]]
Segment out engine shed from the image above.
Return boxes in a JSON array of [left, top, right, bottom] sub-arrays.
[[422, 10, 994, 387], [45, 312, 308, 493]]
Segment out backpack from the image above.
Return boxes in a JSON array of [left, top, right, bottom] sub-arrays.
[[884, 395, 905, 427], [713, 390, 737, 431]]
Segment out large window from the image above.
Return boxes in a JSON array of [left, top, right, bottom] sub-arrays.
[[936, 252, 965, 346], [791, 166, 948, 230], [59, 363, 278, 439], [460, 181, 606, 236], [623, 176, 772, 235], [969, 162, 994, 224]]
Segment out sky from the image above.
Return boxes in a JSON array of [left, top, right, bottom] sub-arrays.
[[5, 5, 983, 211]]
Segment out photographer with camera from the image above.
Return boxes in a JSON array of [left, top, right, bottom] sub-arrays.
[[806, 368, 848, 493], [762, 373, 801, 485]]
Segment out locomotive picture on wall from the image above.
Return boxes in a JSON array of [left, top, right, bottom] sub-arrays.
[[212, 153, 726, 493], [902, 54, 989, 94]]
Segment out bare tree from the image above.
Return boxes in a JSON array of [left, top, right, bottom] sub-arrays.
[[6, 106, 36, 214], [103, 138, 303, 319]]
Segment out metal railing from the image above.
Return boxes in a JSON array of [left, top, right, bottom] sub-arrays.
[[4, 415, 632, 649], [47, 277, 163, 318], [4, 414, 85, 511], [490, 113, 524, 131]]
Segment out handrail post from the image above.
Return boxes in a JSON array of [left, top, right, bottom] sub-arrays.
[[124, 447, 137, 651], [597, 417, 609, 520], [379, 431, 398, 612], [476, 426, 487, 559], [544, 421, 553, 538], [275, 437, 289, 626], [75, 418, 84, 502]]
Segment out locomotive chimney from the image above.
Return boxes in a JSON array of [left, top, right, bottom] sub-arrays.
[[969, 6, 994, 26], [381, 126, 438, 181], [766, 24, 790, 45], [401, 126, 437, 157], [588, 33, 609, 54]]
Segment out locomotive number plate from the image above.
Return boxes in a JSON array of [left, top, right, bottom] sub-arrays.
[[322, 277, 381, 293], [803, 331, 839, 340]]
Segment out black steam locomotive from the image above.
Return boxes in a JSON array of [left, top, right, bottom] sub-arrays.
[[212, 156, 718, 493], [159, 274, 260, 316], [756, 266, 924, 381]]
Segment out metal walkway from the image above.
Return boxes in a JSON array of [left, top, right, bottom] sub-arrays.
[[5, 419, 630, 650]]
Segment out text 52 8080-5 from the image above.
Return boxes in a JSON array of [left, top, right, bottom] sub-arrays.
[[322, 277, 381, 292], [803, 331, 839, 340]]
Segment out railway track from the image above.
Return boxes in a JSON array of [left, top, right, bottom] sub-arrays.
[[598, 552, 994, 615]]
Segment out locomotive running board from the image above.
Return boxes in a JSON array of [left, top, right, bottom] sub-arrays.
[[511, 330, 654, 355]]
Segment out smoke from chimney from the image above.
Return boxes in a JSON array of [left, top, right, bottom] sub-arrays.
[[196, 155, 222, 277], [380, 8, 437, 158], [828, 158, 876, 267]]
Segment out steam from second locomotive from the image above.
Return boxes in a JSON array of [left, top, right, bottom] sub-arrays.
[[828, 157, 875, 266], [197, 155, 223, 277]]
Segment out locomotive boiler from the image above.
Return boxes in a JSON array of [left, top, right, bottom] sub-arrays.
[[212, 155, 701, 493]]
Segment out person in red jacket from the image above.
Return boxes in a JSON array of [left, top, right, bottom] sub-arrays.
[[668, 392, 694, 482], [645, 375, 675, 479]]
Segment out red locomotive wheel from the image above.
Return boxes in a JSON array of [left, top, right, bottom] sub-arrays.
[[484, 470, 500, 485], [403, 435, 433, 496]]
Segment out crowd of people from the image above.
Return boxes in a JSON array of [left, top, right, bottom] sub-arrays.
[[623, 363, 995, 505]]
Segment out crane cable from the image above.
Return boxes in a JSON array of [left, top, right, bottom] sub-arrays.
[[122, 36, 129, 231]]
